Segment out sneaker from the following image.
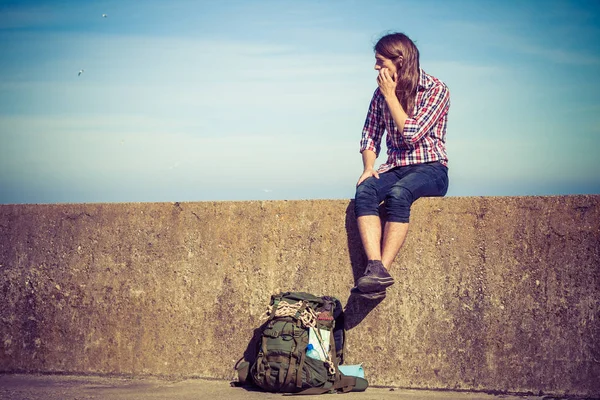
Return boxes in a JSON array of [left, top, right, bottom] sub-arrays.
[[350, 286, 387, 300], [355, 260, 394, 293]]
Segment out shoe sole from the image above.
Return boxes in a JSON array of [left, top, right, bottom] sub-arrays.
[[357, 290, 386, 300], [350, 287, 387, 300], [356, 276, 395, 293]]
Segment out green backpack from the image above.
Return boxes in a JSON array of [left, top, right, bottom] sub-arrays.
[[235, 292, 367, 395]]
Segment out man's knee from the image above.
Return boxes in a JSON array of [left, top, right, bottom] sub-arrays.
[[385, 186, 413, 223], [355, 178, 378, 199], [354, 179, 380, 217], [387, 185, 414, 205]]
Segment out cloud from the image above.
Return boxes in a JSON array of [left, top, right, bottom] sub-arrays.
[[510, 42, 600, 66], [0, 30, 373, 145], [2, 0, 598, 202], [440, 17, 600, 66], [0, 112, 359, 183]]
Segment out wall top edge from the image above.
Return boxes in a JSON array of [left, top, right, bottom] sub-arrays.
[[0, 194, 599, 207]]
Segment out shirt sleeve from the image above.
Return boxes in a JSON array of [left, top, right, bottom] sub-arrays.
[[402, 83, 450, 144], [359, 89, 386, 156]]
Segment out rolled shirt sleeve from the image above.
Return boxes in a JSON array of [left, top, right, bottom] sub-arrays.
[[359, 88, 386, 156]]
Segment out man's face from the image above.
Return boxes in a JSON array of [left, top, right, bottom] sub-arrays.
[[374, 52, 397, 76]]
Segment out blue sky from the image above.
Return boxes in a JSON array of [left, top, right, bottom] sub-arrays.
[[1, 0, 599, 204]]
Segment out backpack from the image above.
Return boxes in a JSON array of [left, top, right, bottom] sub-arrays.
[[234, 291, 367, 395]]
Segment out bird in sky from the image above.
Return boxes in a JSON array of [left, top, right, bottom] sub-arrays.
[[102, 14, 107, 18], [78, 69, 84, 76]]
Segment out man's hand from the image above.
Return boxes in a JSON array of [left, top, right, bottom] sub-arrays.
[[377, 68, 408, 131], [357, 168, 380, 187], [377, 68, 398, 100]]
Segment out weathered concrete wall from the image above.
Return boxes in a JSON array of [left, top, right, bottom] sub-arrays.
[[0, 196, 598, 396]]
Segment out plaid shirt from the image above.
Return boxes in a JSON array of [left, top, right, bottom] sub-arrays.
[[360, 68, 449, 172]]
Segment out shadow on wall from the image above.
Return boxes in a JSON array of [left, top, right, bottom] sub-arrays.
[[343, 200, 384, 331], [235, 201, 385, 376]]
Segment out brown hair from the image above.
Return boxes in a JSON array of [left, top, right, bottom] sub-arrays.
[[374, 32, 420, 117]]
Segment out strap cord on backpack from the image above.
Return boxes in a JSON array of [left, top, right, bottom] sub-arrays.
[[268, 300, 318, 328]]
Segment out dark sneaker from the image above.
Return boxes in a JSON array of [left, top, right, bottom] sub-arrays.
[[355, 260, 394, 293], [350, 286, 387, 300]]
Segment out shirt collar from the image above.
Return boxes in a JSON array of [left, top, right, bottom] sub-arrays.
[[417, 68, 431, 91]]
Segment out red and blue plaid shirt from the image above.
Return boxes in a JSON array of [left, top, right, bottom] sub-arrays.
[[360, 68, 450, 172]]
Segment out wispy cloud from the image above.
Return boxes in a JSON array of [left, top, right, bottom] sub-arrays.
[[1, 0, 599, 202], [510, 42, 600, 66], [441, 19, 600, 66]]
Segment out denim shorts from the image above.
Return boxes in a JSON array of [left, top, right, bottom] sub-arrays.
[[354, 161, 449, 223]]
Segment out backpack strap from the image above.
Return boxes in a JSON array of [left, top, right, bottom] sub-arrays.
[[285, 322, 350, 396], [284, 375, 358, 396], [329, 325, 339, 375], [258, 335, 279, 390], [276, 321, 306, 391], [234, 359, 250, 385], [282, 334, 306, 389], [335, 375, 360, 393]]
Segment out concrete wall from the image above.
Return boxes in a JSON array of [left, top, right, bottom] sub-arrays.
[[0, 196, 598, 396]]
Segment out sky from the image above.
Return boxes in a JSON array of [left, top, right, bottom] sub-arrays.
[[1, 0, 599, 204]]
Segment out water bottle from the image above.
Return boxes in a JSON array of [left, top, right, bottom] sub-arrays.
[[305, 343, 321, 360]]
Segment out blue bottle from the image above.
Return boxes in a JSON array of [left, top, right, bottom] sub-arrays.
[[306, 343, 321, 360]]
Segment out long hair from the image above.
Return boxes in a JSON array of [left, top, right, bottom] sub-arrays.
[[374, 32, 420, 117]]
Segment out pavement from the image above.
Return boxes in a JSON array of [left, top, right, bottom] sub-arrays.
[[0, 374, 554, 400]]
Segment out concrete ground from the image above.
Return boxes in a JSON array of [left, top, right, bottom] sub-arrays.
[[0, 374, 552, 400]]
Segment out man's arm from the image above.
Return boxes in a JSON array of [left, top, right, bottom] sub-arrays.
[[377, 68, 409, 133], [357, 89, 385, 186], [357, 149, 379, 186], [378, 68, 449, 144]]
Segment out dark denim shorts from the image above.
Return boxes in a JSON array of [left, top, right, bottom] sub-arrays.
[[354, 161, 449, 223]]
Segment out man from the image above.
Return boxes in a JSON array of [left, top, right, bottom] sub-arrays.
[[352, 32, 450, 300]]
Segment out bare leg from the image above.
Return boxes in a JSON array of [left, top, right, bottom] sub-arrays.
[[358, 216, 410, 269], [381, 222, 409, 269], [355, 215, 398, 295], [357, 215, 382, 261]]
